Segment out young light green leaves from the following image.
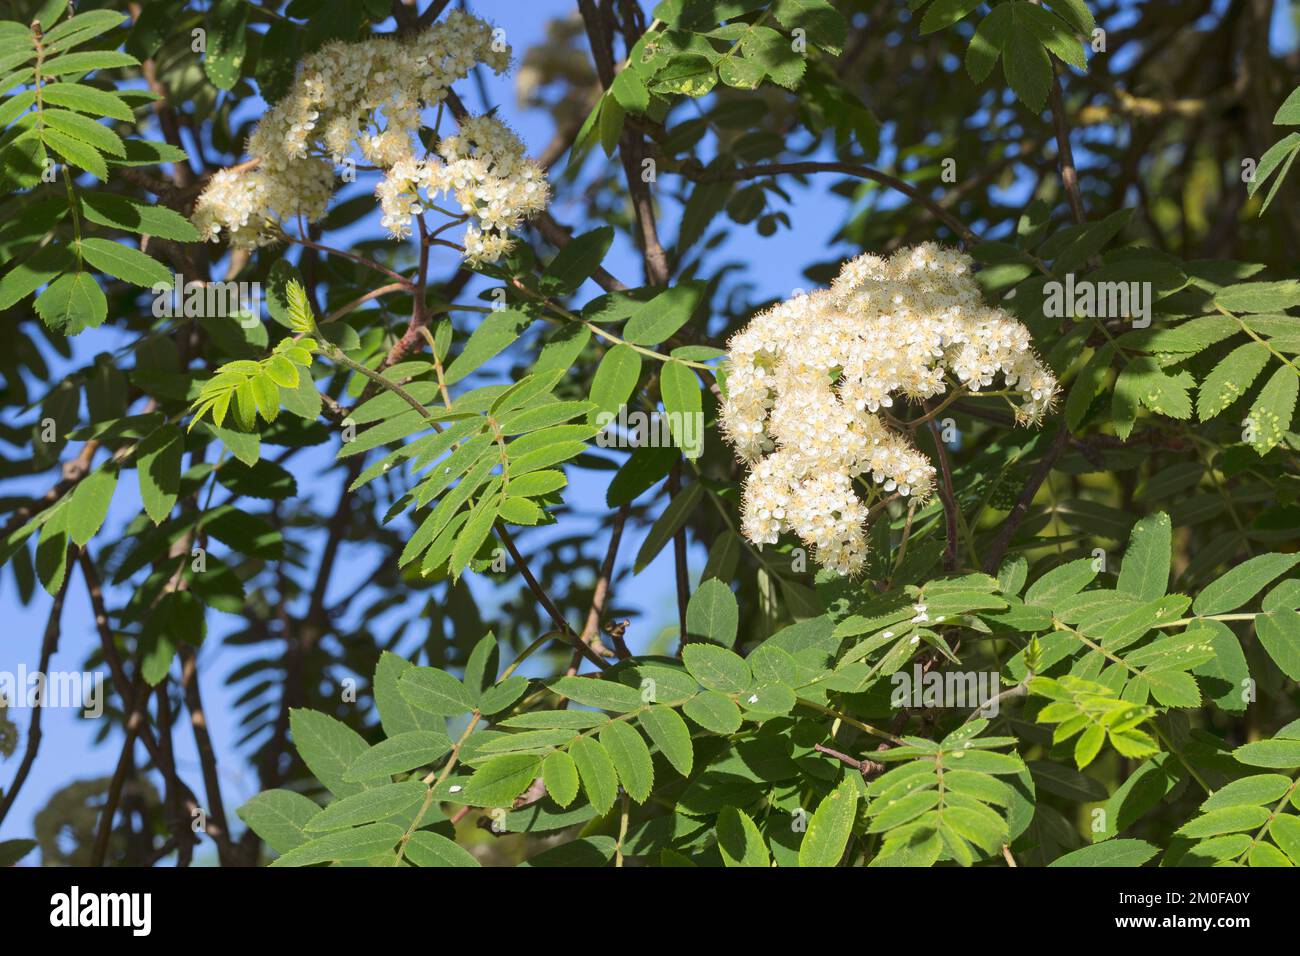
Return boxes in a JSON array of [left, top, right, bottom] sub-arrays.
[[1030, 676, 1159, 770], [188, 337, 317, 432]]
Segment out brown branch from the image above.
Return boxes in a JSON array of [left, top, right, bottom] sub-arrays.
[[497, 524, 612, 671], [567, 504, 630, 675], [1048, 65, 1087, 227], [814, 743, 885, 778], [178, 645, 231, 856], [92, 675, 147, 866], [151, 682, 194, 867], [79, 551, 230, 859], [0, 562, 71, 827], [668, 462, 691, 652]]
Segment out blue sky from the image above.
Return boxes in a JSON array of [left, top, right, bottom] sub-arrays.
[[2, 0, 1296, 862]]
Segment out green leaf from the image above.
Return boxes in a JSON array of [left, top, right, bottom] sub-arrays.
[[44, 10, 127, 52], [682, 643, 750, 693], [682, 689, 743, 734], [404, 830, 480, 867], [1116, 512, 1171, 601], [38, 82, 133, 121], [623, 282, 706, 345], [550, 675, 645, 713], [717, 805, 770, 866], [478, 676, 529, 716], [1245, 366, 1298, 455], [649, 54, 717, 97], [1234, 738, 1300, 769], [204, 0, 249, 90], [588, 344, 642, 424], [67, 466, 117, 545], [685, 578, 738, 647], [1257, 609, 1300, 681], [343, 731, 453, 782], [1175, 805, 1271, 839], [637, 704, 694, 777], [269, 823, 403, 867], [1064, 344, 1113, 430], [0, 244, 74, 310], [634, 482, 702, 572], [443, 309, 535, 385], [1048, 839, 1158, 867], [236, 790, 321, 855], [660, 360, 702, 458], [1216, 281, 1300, 313], [78, 237, 171, 287], [447, 491, 500, 580], [40, 50, 139, 78], [599, 720, 654, 803], [607, 444, 677, 507], [570, 736, 619, 814], [40, 126, 107, 179], [398, 666, 477, 717], [541, 226, 613, 295], [1192, 552, 1300, 616], [373, 652, 442, 738], [81, 192, 200, 242], [1275, 87, 1300, 125], [497, 400, 594, 435], [1127, 358, 1194, 420], [135, 424, 182, 524], [42, 108, 125, 156], [718, 55, 764, 89], [771, 0, 846, 55], [1002, 20, 1051, 113], [1051, 0, 1096, 34], [289, 708, 376, 798], [34, 270, 106, 333], [611, 66, 650, 111], [521, 835, 617, 866], [0, 840, 36, 867], [304, 781, 428, 831], [598, 92, 624, 155], [138, 590, 202, 685], [1016, 1, 1086, 69], [542, 750, 580, 807], [920, 0, 984, 35], [1270, 815, 1300, 864], [455, 753, 541, 808], [1249, 841, 1294, 866], [798, 776, 859, 867], [1198, 342, 1271, 421], [1024, 558, 1096, 606], [1200, 773, 1292, 812]]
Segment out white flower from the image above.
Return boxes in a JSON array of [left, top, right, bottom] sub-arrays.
[[191, 10, 548, 263], [720, 244, 1058, 575]]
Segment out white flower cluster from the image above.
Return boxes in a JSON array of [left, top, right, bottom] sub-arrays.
[[192, 11, 549, 263], [720, 243, 1058, 575]]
